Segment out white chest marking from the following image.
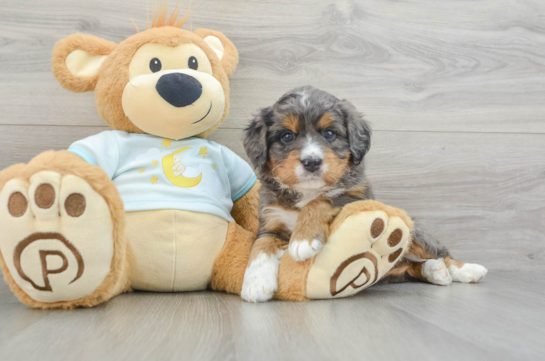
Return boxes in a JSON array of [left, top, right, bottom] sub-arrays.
[[262, 207, 299, 232], [295, 189, 323, 208], [325, 188, 346, 198], [293, 185, 341, 208]]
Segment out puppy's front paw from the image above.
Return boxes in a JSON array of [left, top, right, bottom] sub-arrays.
[[289, 239, 323, 262], [241, 253, 279, 303]]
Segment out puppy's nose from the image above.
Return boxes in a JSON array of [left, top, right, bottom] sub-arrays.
[[156, 73, 202, 107], [302, 158, 322, 173]]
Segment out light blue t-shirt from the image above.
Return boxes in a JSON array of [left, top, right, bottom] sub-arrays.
[[68, 131, 256, 222]]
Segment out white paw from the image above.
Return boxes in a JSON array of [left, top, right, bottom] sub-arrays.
[[241, 253, 280, 303], [449, 263, 488, 283], [289, 239, 323, 262], [423, 259, 452, 286]]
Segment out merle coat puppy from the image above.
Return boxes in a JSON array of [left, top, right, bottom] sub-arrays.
[[241, 86, 487, 302]]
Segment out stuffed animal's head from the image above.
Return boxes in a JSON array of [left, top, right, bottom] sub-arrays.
[[52, 8, 238, 140]]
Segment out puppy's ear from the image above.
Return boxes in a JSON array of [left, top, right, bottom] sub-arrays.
[[194, 28, 239, 78], [52, 33, 117, 92], [339, 100, 372, 165], [243, 106, 273, 171]]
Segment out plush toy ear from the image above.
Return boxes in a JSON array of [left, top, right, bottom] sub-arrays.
[[52, 33, 117, 92], [193, 28, 239, 78]]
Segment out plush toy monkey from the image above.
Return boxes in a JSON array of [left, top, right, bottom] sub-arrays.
[[0, 8, 413, 308]]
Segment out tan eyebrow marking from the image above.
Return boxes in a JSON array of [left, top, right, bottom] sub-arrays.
[[318, 112, 335, 129], [282, 114, 300, 133]]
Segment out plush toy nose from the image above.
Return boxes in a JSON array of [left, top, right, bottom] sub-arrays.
[[156, 73, 202, 107]]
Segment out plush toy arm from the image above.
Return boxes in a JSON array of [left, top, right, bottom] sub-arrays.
[[231, 180, 261, 235]]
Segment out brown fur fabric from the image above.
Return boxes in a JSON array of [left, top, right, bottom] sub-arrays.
[[275, 255, 313, 302], [329, 200, 414, 236], [193, 28, 239, 78], [210, 222, 254, 295], [231, 181, 261, 236], [52, 33, 117, 93]]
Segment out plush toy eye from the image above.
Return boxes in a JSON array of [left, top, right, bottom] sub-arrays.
[[149, 58, 162, 73], [281, 131, 295, 144], [188, 56, 198, 70], [323, 129, 336, 142]]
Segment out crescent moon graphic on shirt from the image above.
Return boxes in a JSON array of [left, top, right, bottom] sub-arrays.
[[162, 147, 202, 188]]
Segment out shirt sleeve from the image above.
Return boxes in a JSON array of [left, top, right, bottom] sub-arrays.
[[220, 145, 257, 201], [67, 131, 120, 179]]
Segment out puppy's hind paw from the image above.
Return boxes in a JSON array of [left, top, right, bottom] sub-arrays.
[[423, 259, 452, 286], [289, 239, 323, 262], [449, 263, 488, 283]]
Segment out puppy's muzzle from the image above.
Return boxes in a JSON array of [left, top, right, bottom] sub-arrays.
[[156, 73, 202, 107], [302, 158, 322, 173]]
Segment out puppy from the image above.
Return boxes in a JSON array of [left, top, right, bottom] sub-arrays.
[[241, 86, 488, 302]]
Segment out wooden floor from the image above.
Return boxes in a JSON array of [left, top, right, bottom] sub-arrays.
[[0, 0, 544, 359], [1, 271, 544, 360]]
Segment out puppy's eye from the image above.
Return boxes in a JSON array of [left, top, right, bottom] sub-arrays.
[[188, 56, 198, 70], [149, 58, 162, 73], [323, 129, 336, 142], [281, 131, 295, 144]]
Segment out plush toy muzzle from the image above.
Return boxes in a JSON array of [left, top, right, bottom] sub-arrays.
[[122, 67, 226, 140]]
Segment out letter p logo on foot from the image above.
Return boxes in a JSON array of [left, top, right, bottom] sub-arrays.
[[13, 232, 84, 292]]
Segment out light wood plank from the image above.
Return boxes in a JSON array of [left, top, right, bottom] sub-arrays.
[[367, 131, 545, 272], [1, 271, 544, 360], [0, 125, 111, 169], [1, 0, 545, 133]]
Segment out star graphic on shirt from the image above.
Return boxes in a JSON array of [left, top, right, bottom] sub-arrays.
[[150, 175, 158, 184], [138, 169, 145, 173], [161, 139, 172, 148], [212, 164, 216, 169], [198, 146, 209, 159], [152, 160, 158, 167]]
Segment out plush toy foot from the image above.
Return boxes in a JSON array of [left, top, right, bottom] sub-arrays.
[[0, 152, 128, 309], [276, 200, 413, 301]]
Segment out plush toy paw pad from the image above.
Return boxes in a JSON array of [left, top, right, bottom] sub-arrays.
[[329, 224, 408, 297], [370, 218, 385, 239], [305, 207, 411, 299], [34, 183, 55, 209], [7, 191, 28, 217], [449, 263, 488, 283], [0, 171, 115, 303]]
